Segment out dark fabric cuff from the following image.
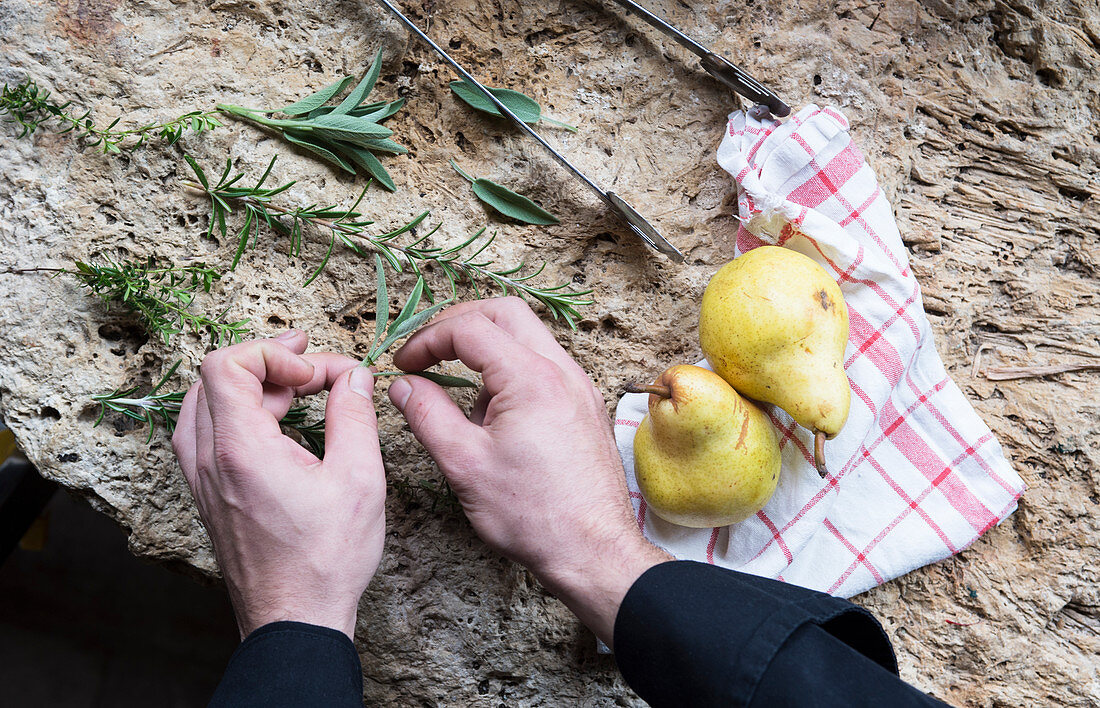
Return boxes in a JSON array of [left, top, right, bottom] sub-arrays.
[[613, 561, 896, 707], [209, 621, 363, 708]]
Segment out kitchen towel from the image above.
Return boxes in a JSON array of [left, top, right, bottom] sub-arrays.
[[614, 104, 1025, 598]]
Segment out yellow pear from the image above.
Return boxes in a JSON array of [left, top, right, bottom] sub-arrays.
[[698, 246, 850, 475], [631, 365, 781, 528]]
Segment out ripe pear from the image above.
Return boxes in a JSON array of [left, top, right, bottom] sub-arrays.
[[698, 246, 850, 475], [631, 365, 781, 528]]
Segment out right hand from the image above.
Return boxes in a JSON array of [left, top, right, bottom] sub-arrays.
[[387, 298, 671, 647]]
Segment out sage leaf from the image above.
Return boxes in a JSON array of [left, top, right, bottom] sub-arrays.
[[449, 80, 577, 132], [310, 113, 392, 139], [280, 76, 355, 116], [373, 254, 388, 349], [411, 371, 478, 388], [283, 131, 356, 174], [357, 137, 408, 155], [336, 143, 396, 191], [392, 277, 425, 331], [333, 48, 384, 115], [220, 54, 408, 188], [389, 297, 449, 341], [358, 99, 406, 122], [451, 160, 559, 225]]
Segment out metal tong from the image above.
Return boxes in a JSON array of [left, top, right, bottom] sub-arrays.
[[373, 0, 686, 263], [607, 0, 790, 118]]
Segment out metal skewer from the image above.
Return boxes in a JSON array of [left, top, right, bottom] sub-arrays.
[[373, 0, 685, 263], [606, 0, 790, 118]]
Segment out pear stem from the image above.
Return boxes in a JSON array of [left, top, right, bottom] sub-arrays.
[[625, 383, 672, 399], [814, 430, 828, 478]]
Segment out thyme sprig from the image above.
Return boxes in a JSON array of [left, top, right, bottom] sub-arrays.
[[184, 156, 593, 327], [93, 361, 327, 455], [0, 78, 222, 152], [8, 259, 249, 346]]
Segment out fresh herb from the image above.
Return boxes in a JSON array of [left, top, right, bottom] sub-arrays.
[[93, 361, 327, 455], [9, 259, 249, 346], [359, 257, 476, 390], [391, 475, 461, 511], [0, 78, 222, 153], [277, 405, 327, 457], [217, 49, 406, 190], [184, 157, 591, 326], [449, 80, 576, 133], [450, 160, 560, 226], [92, 361, 186, 442]]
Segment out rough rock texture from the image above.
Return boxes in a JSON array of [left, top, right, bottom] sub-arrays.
[[1, 0, 1097, 705]]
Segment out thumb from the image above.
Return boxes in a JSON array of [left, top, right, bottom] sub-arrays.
[[322, 366, 382, 472], [388, 376, 486, 475]]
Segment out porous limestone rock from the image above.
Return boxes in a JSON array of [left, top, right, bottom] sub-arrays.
[[1, 0, 1097, 704]]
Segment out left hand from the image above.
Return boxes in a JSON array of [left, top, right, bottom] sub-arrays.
[[172, 330, 386, 640]]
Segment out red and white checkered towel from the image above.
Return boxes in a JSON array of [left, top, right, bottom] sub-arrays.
[[614, 104, 1025, 598]]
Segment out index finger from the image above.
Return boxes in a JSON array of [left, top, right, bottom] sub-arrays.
[[392, 310, 558, 397], [199, 339, 316, 446], [426, 297, 577, 371]]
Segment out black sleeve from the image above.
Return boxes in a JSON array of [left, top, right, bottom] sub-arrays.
[[209, 621, 363, 708], [613, 561, 945, 707]]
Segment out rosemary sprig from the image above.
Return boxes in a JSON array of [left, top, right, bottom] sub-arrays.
[[9, 259, 249, 346], [93, 361, 185, 443], [0, 78, 222, 152], [92, 361, 328, 455], [92, 274, 476, 450], [217, 49, 406, 190], [184, 157, 593, 327]]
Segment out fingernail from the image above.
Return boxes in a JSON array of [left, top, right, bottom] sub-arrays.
[[388, 377, 412, 411], [275, 329, 299, 341], [349, 366, 374, 398]]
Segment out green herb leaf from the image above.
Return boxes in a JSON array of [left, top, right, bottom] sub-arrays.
[[356, 137, 408, 155], [449, 80, 577, 132], [283, 131, 356, 173], [392, 277, 424, 333], [357, 99, 406, 122], [309, 113, 392, 139], [373, 254, 389, 350], [332, 49, 384, 115], [451, 161, 559, 225], [336, 143, 396, 191], [410, 371, 478, 388], [280, 76, 356, 116]]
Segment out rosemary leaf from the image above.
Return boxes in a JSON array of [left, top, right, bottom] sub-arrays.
[[93, 364, 328, 453], [184, 157, 592, 326], [451, 160, 559, 225], [449, 80, 577, 133]]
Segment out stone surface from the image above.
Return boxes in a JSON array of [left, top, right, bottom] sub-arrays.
[[1, 0, 1098, 705]]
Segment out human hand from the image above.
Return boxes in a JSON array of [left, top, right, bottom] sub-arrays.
[[172, 330, 386, 640], [386, 298, 671, 647]]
